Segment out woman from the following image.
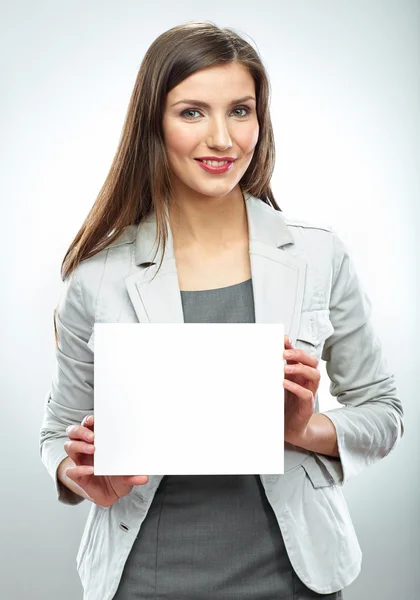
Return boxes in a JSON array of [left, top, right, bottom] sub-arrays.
[[39, 21, 404, 600]]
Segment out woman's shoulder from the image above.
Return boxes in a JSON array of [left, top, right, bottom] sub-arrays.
[[280, 211, 334, 235], [105, 224, 138, 248], [278, 211, 353, 279], [248, 194, 334, 236], [281, 212, 337, 258], [71, 224, 138, 299]]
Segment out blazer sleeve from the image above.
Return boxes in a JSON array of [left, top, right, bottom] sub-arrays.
[[39, 267, 94, 505], [315, 231, 404, 485]]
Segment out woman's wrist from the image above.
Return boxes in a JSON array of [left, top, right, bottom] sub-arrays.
[[57, 456, 91, 500], [291, 413, 340, 457]]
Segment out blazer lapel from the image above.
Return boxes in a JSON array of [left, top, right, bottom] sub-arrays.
[[124, 191, 306, 341]]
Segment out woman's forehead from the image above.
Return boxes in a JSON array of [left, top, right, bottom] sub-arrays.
[[166, 64, 255, 104]]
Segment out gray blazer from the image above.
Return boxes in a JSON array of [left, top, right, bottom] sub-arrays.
[[40, 191, 404, 599]]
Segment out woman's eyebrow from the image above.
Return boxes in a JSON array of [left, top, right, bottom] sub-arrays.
[[171, 96, 256, 108]]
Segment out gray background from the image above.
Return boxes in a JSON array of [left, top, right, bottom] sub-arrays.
[[1, 1, 418, 598]]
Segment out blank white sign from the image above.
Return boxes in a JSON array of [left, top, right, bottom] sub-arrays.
[[93, 323, 285, 475]]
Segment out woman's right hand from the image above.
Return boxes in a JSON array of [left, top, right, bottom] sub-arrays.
[[63, 414, 149, 507]]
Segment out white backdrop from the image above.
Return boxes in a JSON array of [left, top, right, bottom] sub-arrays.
[[1, 1, 418, 598]]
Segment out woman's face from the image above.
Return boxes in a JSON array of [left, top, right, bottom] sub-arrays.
[[162, 62, 259, 202]]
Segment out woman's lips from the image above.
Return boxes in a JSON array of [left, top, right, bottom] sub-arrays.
[[194, 159, 234, 174]]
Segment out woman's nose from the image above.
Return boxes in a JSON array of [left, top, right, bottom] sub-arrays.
[[206, 118, 233, 149]]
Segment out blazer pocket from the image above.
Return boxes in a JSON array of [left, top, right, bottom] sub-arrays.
[[296, 309, 334, 354], [301, 455, 336, 488]]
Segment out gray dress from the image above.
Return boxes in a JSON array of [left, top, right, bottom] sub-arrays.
[[112, 279, 343, 600]]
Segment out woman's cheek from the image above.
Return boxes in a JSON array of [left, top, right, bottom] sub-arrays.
[[167, 126, 201, 153]]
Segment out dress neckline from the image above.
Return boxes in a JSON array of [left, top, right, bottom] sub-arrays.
[[180, 277, 252, 293]]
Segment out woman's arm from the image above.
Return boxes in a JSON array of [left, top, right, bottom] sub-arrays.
[[40, 267, 95, 505], [311, 231, 404, 484]]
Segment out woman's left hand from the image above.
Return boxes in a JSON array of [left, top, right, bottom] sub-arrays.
[[283, 335, 321, 446]]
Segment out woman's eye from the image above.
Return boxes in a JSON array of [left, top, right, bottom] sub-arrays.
[[180, 106, 251, 119], [232, 107, 251, 117], [181, 109, 201, 119]]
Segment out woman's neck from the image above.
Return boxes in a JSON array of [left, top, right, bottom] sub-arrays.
[[168, 189, 249, 254]]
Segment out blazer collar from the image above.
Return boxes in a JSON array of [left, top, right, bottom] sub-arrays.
[[123, 190, 306, 344]]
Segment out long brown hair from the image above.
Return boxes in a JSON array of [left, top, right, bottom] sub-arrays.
[[60, 20, 281, 283]]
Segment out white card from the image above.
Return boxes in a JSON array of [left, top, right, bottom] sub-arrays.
[[93, 323, 285, 475]]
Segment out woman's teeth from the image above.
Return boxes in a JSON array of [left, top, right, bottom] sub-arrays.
[[201, 160, 229, 166]]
